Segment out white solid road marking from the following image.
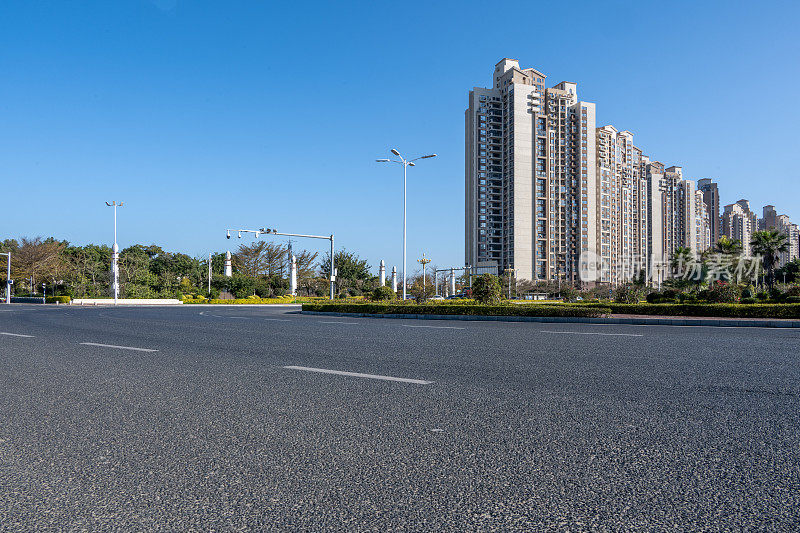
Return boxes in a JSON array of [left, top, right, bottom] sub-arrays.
[[320, 321, 358, 324], [283, 365, 433, 385], [541, 330, 643, 337], [80, 342, 159, 352], [0, 332, 35, 338], [263, 318, 291, 322], [401, 324, 466, 330]]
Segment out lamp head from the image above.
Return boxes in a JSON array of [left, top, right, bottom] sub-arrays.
[[226, 230, 231, 239], [390, 148, 400, 156], [376, 159, 390, 163]]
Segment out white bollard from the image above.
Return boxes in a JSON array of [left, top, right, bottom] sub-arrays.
[[224, 251, 233, 277]]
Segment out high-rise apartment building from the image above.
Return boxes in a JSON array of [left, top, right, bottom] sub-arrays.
[[697, 178, 720, 245], [465, 59, 596, 282], [759, 205, 800, 267], [721, 199, 758, 257], [677, 180, 711, 254], [466, 58, 714, 286], [646, 163, 711, 263], [645, 158, 667, 282], [595, 126, 648, 284]]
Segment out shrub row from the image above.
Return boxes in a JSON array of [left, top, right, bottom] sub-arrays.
[[568, 302, 800, 319], [46, 296, 71, 304], [302, 302, 610, 318], [183, 295, 324, 305]]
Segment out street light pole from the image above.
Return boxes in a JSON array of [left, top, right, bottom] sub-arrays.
[[208, 253, 212, 295], [329, 234, 335, 300], [226, 227, 336, 300], [376, 149, 437, 300], [1, 252, 10, 304], [417, 252, 431, 299], [105, 201, 124, 304]]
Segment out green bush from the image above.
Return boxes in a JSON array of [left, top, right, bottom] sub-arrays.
[[786, 296, 800, 304], [705, 281, 740, 303], [46, 295, 71, 304], [371, 286, 397, 301], [471, 274, 502, 304], [302, 302, 610, 318], [613, 284, 644, 303], [560, 285, 579, 303], [740, 297, 758, 304]]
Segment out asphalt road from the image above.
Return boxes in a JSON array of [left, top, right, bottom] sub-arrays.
[[0, 304, 798, 530]]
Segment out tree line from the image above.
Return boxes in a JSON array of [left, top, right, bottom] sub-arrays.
[[0, 237, 383, 299]]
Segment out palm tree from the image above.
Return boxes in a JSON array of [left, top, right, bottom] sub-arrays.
[[713, 236, 743, 283], [715, 235, 743, 256], [667, 246, 697, 289], [750, 230, 789, 291]]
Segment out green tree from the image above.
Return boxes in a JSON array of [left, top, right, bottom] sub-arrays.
[[319, 249, 373, 294], [408, 273, 436, 302], [751, 230, 789, 291], [471, 273, 502, 304], [776, 258, 800, 284]]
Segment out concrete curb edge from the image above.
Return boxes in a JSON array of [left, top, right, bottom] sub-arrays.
[[302, 311, 800, 328]]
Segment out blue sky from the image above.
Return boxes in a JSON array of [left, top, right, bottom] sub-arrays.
[[2, 0, 798, 274]]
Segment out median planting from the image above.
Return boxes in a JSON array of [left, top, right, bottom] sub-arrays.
[[302, 302, 611, 318]]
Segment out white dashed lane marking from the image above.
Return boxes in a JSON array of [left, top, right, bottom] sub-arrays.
[[80, 342, 159, 352], [283, 365, 433, 385], [401, 325, 466, 330]]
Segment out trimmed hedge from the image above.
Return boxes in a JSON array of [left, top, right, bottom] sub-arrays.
[[568, 302, 800, 319], [302, 302, 610, 318], [46, 296, 71, 304], [183, 296, 328, 305]]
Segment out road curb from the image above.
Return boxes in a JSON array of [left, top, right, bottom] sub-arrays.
[[302, 311, 800, 328]]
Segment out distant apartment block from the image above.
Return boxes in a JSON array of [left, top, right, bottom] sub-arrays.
[[596, 126, 648, 284], [697, 179, 720, 245], [722, 200, 758, 257], [646, 163, 710, 269], [759, 205, 800, 267]]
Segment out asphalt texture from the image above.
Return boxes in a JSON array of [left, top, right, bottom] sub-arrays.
[[0, 304, 798, 530]]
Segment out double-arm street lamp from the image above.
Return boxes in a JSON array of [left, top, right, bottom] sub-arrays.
[[376, 149, 436, 300], [227, 227, 335, 300]]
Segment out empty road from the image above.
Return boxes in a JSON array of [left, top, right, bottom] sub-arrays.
[[1, 304, 798, 530]]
